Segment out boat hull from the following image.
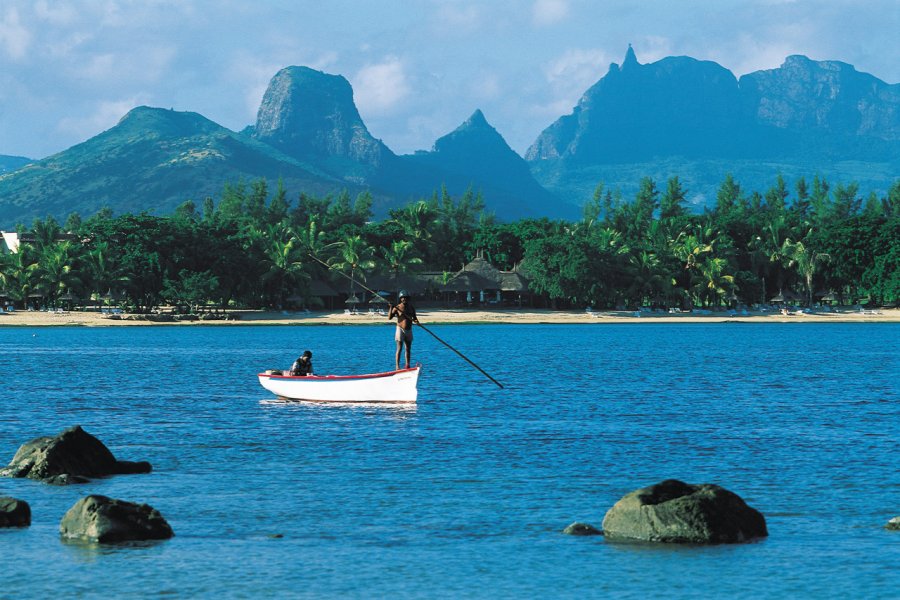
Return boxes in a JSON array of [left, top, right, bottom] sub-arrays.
[[258, 366, 420, 402]]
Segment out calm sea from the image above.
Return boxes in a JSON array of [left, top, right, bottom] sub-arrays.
[[1, 323, 898, 598]]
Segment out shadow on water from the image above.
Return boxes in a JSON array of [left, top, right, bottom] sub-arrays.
[[60, 537, 172, 562]]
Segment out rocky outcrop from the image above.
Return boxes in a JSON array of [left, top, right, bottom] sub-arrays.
[[601, 479, 767, 544], [740, 55, 900, 140], [253, 66, 392, 168], [562, 522, 602, 536], [887, 516, 900, 531], [59, 495, 173, 543], [0, 497, 31, 527], [0, 425, 151, 485]]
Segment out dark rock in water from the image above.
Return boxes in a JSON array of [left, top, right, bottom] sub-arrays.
[[0, 497, 31, 527], [887, 517, 900, 531], [562, 522, 602, 536], [602, 479, 767, 544], [0, 425, 152, 484], [60, 495, 173, 543]]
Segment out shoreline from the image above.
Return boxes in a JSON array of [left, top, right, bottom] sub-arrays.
[[1, 307, 898, 327]]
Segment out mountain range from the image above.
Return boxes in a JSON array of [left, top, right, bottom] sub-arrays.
[[1, 47, 897, 227]]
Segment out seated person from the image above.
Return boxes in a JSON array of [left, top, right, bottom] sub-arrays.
[[290, 350, 313, 376]]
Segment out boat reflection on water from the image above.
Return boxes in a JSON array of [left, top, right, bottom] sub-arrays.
[[259, 397, 418, 416]]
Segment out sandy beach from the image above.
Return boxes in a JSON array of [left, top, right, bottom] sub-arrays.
[[2, 307, 898, 327]]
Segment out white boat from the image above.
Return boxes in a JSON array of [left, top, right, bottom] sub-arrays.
[[258, 365, 421, 402]]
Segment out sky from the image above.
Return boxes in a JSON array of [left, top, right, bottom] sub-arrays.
[[1, 0, 898, 160]]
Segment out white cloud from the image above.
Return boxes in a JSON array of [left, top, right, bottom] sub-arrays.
[[57, 97, 144, 139], [33, 0, 79, 25], [726, 31, 804, 76], [532, 0, 569, 26], [45, 30, 93, 59], [434, 4, 482, 32], [0, 7, 32, 60], [544, 48, 610, 86], [469, 72, 501, 101], [632, 36, 673, 65], [353, 56, 410, 114]]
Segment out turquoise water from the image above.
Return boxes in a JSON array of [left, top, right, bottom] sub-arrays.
[[1, 323, 898, 598]]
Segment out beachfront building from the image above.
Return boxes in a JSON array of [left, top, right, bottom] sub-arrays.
[[1, 231, 78, 253], [1, 231, 21, 253], [303, 252, 533, 309], [439, 252, 532, 307]]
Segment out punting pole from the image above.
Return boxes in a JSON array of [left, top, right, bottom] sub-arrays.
[[308, 253, 504, 389]]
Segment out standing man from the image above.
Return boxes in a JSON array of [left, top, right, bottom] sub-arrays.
[[388, 290, 418, 370]]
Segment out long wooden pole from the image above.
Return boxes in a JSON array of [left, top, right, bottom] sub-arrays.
[[308, 253, 504, 389]]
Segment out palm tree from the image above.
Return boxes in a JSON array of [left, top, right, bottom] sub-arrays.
[[84, 240, 125, 307], [626, 250, 669, 307], [671, 226, 714, 306], [763, 215, 792, 298], [258, 224, 308, 308], [392, 201, 437, 243], [34, 241, 83, 306], [333, 234, 376, 302], [381, 240, 423, 297], [295, 218, 338, 260], [696, 256, 735, 307], [781, 239, 830, 307], [1, 243, 41, 308]]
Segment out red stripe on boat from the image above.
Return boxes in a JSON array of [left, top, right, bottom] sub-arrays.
[[258, 365, 420, 381]]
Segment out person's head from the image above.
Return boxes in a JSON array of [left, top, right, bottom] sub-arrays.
[[301, 350, 312, 361], [398, 290, 409, 303]]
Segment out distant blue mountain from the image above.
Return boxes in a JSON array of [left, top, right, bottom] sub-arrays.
[[528, 46, 900, 207]]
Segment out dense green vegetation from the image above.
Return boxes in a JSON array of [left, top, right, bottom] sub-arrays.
[[2, 174, 898, 313]]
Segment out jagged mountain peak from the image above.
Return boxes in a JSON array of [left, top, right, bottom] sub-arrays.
[[398, 109, 560, 218], [432, 109, 506, 153], [622, 43, 639, 69], [464, 109, 489, 127]]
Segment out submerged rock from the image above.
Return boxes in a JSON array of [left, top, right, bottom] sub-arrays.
[[602, 479, 767, 544], [60, 495, 173, 543], [0, 497, 31, 527], [0, 425, 151, 485], [887, 517, 900, 531], [562, 522, 602, 536]]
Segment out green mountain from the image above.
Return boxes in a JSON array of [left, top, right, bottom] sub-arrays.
[[0, 65, 561, 228], [0, 107, 354, 227]]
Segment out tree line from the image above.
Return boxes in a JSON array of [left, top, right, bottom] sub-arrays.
[[1, 174, 898, 313]]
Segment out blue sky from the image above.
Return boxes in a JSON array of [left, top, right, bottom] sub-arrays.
[[1, 0, 898, 159]]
